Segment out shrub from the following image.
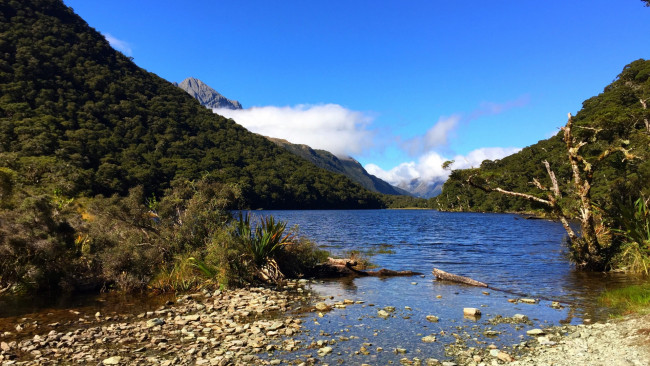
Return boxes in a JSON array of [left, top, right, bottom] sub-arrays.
[[611, 196, 650, 274]]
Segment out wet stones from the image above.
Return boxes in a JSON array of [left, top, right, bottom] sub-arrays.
[[426, 315, 439, 322], [463, 308, 481, 316], [421, 335, 437, 343], [0, 286, 309, 366], [518, 298, 538, 304]]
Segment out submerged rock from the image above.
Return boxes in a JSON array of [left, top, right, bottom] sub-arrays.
[[426, 315, 439, 322]]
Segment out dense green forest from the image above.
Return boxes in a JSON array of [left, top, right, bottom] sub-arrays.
[[436, 59, 650, 215], [0, 0, 384, 210], [0, 0, 390, 292]]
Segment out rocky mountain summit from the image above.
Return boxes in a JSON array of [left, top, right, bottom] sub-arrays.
[[176, 77, 242, 109], [398, 178, 444, 198]]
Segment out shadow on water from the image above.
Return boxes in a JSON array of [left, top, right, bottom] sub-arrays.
[[0, 291, 174, 341]]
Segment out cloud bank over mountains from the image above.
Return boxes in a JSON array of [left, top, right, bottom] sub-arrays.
[[214, 104, 374, 157], [365, 147, 521, 187], [215, 97, 526, 190]]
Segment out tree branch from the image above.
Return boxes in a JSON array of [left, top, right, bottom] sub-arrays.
[[640, 98, 649, 133], [543, 160, 561, 198], [467, 175, 553, 206]]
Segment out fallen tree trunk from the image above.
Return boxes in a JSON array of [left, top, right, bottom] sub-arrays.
[[432, 268, 573, 305], [307, 258, 421, 278], [432, 268, 488, 287]]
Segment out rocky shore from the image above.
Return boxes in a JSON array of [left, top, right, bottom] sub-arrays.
[[1, 282, 649, 366], [0, 285, 313, 365]]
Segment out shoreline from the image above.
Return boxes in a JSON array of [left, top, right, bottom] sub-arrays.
[[0, 283, 649, 365]]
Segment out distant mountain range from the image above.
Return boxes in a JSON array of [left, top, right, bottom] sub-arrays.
[[397, 178, 444, 198], [175, 77, 242, 110], [178, 78, 411, 196]]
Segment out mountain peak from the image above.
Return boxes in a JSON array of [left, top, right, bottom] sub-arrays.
[[177, 77, 242, 110]]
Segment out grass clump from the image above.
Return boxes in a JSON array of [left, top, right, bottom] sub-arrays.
[[600, 283, 650, 315]]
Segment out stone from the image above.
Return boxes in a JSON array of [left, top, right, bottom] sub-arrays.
[[519, 298, 537, 304], [378, 310, 390, 319], [463, 308, 481, 316], [102, 356, 122, 365], [384, 306, 396, 312], [314, 302, 331, 312], [146, 318, 165, 328], [317, 346, 332, 355], [497, 351, 513, 362], [426, 315, 439, 322], [267, 322, 284, 331], [489, 349, 500, 357], [421, 335, 437, 343], [526, 328, 545, 336], [513, 314, 528, 321]]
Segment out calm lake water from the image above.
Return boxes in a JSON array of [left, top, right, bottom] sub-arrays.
[[256, 209, 644, 363]]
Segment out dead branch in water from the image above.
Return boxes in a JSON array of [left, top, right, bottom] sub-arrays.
[[432, 268, 488, 287]]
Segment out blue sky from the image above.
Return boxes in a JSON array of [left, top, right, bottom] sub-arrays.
[[63, 0, 650, 185]]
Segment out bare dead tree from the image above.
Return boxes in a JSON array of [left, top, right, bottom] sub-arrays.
[[468, 113, 636, 270]]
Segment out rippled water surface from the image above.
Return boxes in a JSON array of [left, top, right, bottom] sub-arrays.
[[258, 209, 643, 363], [265, 209, 639, 312]]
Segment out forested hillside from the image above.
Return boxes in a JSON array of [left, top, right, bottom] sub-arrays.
[[267, 137, 408, 196], [0, 0, 383, 210], [436, 59, 650, 215]]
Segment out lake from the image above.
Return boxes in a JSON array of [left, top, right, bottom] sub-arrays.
[[254, 209, 643, 363]]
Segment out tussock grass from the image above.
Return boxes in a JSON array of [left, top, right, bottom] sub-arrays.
[[600, 283, 650, 315]]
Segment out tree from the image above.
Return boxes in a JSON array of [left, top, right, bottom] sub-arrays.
[[468, 114, 635, 270]]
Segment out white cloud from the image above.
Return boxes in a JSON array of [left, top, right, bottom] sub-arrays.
[[365, 147, 521, 186], [214, 104, 374, 156], [404, 115, 461, 155], [103, 33, 133, 56], [402, 96, 529, 157]]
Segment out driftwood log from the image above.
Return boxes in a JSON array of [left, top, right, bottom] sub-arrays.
[[432, 268, 488, 287], [308, 258, 421, 278], [432, 268, 574, 306]]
